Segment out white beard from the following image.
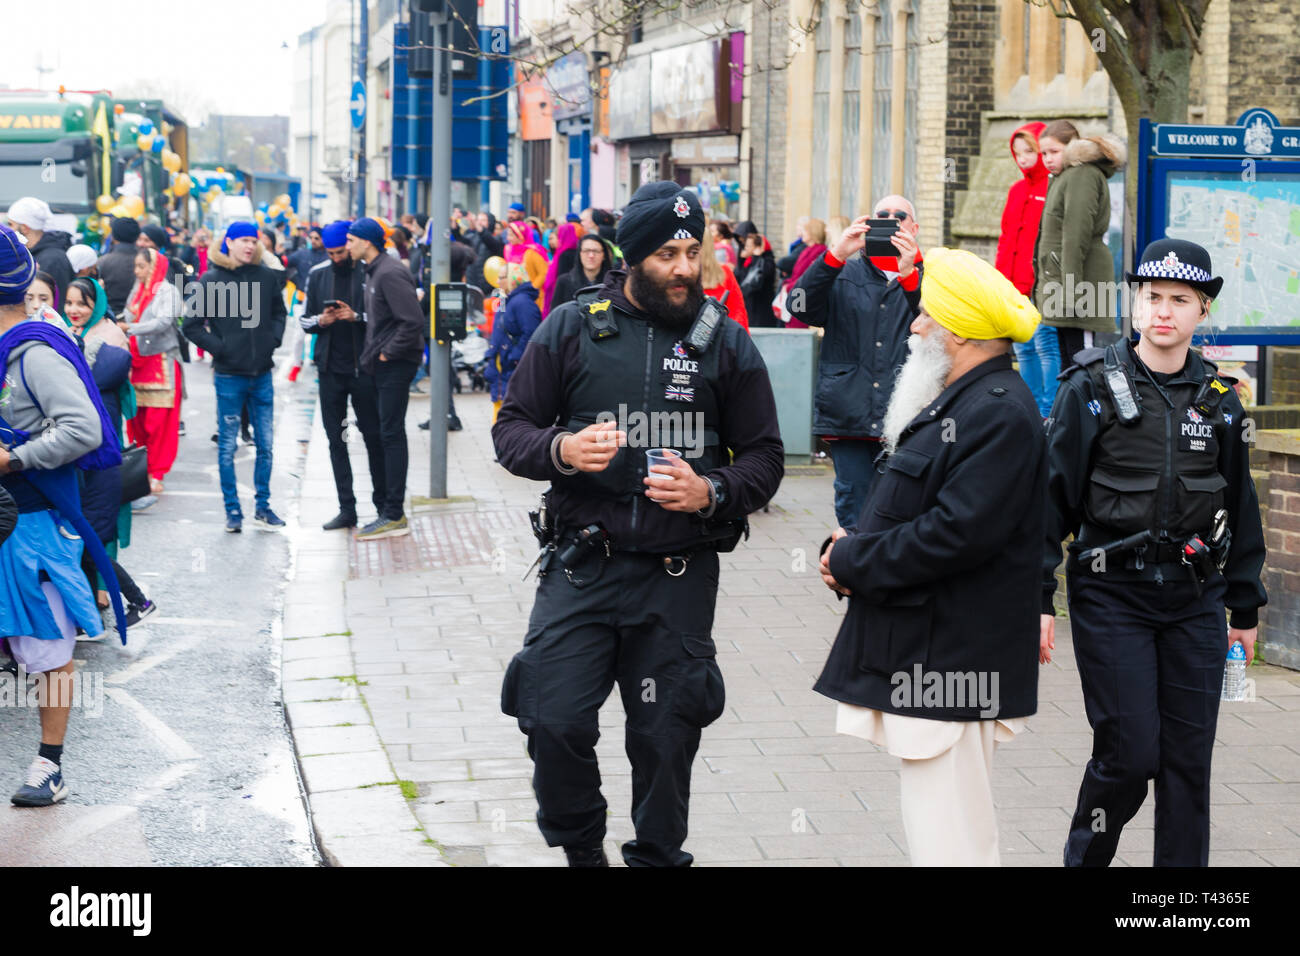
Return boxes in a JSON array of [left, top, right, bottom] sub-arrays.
[[881, 331, 954, 456]]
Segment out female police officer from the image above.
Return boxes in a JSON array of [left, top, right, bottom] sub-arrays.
[[1041, 238, 1266, 867]]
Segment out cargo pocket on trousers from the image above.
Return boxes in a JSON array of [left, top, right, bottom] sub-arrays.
[[678, 632, 727, 729], [501, 648, 537, 729]]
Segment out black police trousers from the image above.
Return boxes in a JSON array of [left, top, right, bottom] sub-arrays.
[[501, 548, 726, 867], [318, 369, 385, 519], [1064, 569, 1227, 866]]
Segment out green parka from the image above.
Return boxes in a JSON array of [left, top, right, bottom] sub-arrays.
[[1033, 133, 1126, 334]]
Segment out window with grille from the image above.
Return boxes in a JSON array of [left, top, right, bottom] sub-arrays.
[[842, 11, 862, 218], [811, 7, 833, 220], [870, 0, 893, 207]]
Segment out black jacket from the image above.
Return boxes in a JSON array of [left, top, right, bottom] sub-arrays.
[[462, 225, 505, 294], [492, 272, 785, 554], [97, 242, 139, 316], [775, 239, 804, 278], [550, 244, 614, 313], [795, 253, 923, 438], [738, 251, 777, 328], [359, 251, 426, 372], [30, 231, 74, 304], [181, 261, 288, 377], [814, 354, 1046, 720], [1043, 340, 1267, 628], [288, 245, 327, 289], [300, 259, 368, 376]]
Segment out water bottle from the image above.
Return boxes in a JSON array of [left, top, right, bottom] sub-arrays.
[[1221, 641, 1247, 702]]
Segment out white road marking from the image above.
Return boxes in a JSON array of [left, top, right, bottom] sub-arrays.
[[106, 634, 203, 685], [105, 688, 200, 761]]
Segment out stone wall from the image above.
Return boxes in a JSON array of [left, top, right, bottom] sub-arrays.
[[1228, 0, 1300, 125], [941, 0, 999, 245], [749, 0, 789, 242]]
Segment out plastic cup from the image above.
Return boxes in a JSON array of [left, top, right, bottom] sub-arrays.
[[645, 448, 683, 483]]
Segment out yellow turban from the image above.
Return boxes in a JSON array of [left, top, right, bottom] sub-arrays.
[[919, 247, 1041, 343]]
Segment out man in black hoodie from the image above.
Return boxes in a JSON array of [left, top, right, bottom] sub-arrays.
[[5, 197, 74, 304], [182, 222, 287, 534], [346, 217, 426, 540], [493, 182, 784, 867]]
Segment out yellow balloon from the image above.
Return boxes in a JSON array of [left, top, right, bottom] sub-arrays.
[[136, 133, 152, 151], [109, 204, 128, 218], [275, 193, 291, 208], [161, 149, 181, 173], [483, 256, 506, 290], [173, 173, 193, 196], [215, 166, 225, 174], [122, 195, 145, 218], [95, 194, 115, 214], [267, 203, 283, 218]]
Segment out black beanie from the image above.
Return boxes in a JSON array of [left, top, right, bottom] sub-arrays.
[[111, 217, 141, 244], [616, 183, 706, 267], [142, 224, 169, 249]]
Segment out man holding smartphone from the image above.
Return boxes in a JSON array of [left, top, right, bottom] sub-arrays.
[[793, 197, 923, 529], [301, 221, 386, 531]]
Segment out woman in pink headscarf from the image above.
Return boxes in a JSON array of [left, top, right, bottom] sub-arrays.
[[540, 222, 579, 317], [505, 220, 549, 291]]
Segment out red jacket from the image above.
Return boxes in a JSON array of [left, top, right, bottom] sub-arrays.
[[995, 121, 1049, 297]]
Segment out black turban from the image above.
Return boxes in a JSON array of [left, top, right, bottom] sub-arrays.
[[111, 217, 141, 243], [616, 182, 706, 267]]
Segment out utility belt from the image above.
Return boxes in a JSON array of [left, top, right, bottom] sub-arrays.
[[524, 492, 707, 588], [1071, 510, 1231, 591]]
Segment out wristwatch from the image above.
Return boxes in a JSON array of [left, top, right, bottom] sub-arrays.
[[6, 450, 23, 474], [697, 475, 726, 519]]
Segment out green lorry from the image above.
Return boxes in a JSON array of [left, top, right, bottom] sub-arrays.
[[0, 89, 188, 238]]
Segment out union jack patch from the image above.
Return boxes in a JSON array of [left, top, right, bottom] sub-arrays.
[[665, 384, 695, 402], [1086, 399, 1101, 416], [1223, 412, 1233, 425]]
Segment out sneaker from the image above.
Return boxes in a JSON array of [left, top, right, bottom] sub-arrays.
[[562, 844, 609, 867], [418, 419, 431, 431], [253, 508, 286, 532], [240, 428, 254, 444], [354, 516, 410, 540], [131, 494, 158, 512], [322, 513, 358, 531], [12, 756, 69, 807], [226, 513, 243, 533], [76, 626, 107, 643], [125, 599, 158, 627], [178, 420, 186, 436]]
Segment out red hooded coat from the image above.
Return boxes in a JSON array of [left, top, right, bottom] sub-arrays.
[[995, 121, 1048, 297]]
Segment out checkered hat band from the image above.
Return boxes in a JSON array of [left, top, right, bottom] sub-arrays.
[[1136, 260, 1212, 283]]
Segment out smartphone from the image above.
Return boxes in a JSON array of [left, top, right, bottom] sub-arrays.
[[862, 218, 901, 258], [324, 299, 343, 309]]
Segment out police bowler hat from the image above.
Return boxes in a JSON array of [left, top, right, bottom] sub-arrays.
[[1125, 238, 1223, 299]]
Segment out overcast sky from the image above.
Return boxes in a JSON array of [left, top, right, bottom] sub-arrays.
[[5, 0, 329, 122]]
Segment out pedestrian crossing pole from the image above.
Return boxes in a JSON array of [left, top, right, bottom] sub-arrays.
[[427, 11, 453, 499]]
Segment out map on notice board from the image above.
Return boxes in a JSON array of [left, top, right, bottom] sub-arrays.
[[1165, 174, 1300, 330]]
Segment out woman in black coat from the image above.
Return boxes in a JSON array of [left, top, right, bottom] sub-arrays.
[[738, 233, 778, 328], [549, 234, 614, 312]]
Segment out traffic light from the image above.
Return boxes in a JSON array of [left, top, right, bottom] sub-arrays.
[[409, 5, 434, 78], [449, 0, 479, 77]]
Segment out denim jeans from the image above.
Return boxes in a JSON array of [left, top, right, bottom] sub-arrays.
[[1013, 324, 1061, 418], [829, 439, 882, 531], [215, 371, 274, 517]]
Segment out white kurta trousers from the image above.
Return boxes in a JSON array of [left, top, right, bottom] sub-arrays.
[[837, 704, 1025, 866]]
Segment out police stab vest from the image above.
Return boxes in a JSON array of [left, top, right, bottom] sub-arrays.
[[551, 293, 726, 504], [1074, 342, 1230, 547]]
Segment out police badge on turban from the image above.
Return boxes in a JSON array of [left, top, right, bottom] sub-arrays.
[[617, 182, 707, 267]]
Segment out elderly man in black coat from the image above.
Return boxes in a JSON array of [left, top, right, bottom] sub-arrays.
[[815, 247, 1047, 866]]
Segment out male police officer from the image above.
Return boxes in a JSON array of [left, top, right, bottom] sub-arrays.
[[493, 182, 785, 867], [1043, 238, 1267, 867]]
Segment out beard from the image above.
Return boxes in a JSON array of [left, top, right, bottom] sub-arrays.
[[628, 262, 704, 330], [881, 330, 954, 456]]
